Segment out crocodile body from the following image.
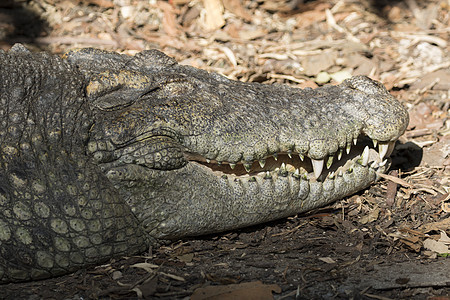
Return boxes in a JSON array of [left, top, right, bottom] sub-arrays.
[[0, 44, 408, 283]]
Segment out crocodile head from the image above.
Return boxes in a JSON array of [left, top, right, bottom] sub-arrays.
[[66, 49, 409, 239]]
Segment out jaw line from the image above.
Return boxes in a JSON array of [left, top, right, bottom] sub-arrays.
[[184, 135, 392, 182]]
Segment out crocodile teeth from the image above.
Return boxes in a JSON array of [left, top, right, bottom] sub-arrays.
[[273, 153, 278, 161], [346, 143, 351, 154], [287, 151, 292, 159], [378, 143, 389, 160], [372, 139, 378, 147], [264, 171, 272, 179], [206, 159, 211, 163], [299, 154, 304, 161], [294, 168, 300, 176], [244, 163, 252, 172], [311, 158, 324, 179], [258, 159, 266, 168], [326, 156, 334, 169], [337, 149, 343, 160], [229, 163, 236, 169], [353, 138, 358, 145], [361, 145, 370, 166], [281, 162, 286, 171], [379, 159, 387, 167], [329, 171, 335, 179], [387, 141, 396, 157]]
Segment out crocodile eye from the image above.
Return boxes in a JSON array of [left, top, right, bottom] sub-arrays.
[[86, 70, 157, 111]]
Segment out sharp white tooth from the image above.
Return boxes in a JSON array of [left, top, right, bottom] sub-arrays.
[[264, 171, 272, 179], [244, 163, 252, 172], [372, 139, 378, 147], [281, 162, 286, 171], [346, 143, 351, 154], [311, 158, 324, 179], [361, 146, 369, 166], [353, 138, 357, 145], [387, 141, 395, 157], [370, 161, 378, 168], [206, 159, 211, 163], [378, 143, 389, 160], [294, 168, 300, 176], [259, 159, 266, 168], [329, 171, 335, 179], [299, 153, 304, 161], [230, 163, 236, 169], [326, 156, 334, 169], [273, 153, 278, 161], [287, 151, 292, 159], [337, 149, 343, 160], [379, 159, 387, 167]]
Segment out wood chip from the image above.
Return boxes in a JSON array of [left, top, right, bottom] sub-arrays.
[[377, 172, 413, 188], [385, 170, 399, 206], [202, 0, 225, 31]]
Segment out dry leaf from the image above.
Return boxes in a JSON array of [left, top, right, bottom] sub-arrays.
[[177, 253, 194, 263], [377, 172, 413, 188], [420, 136, 450, 168], [423, 238, 449, 254], [131, 262, 159, 273], [191, 281, 281, 300], [359, 206, 380, 224], [160, 271, 185, 281], [420, 218, 450, 233], [318, 257, 336, 264], [439, 231, 450, 244]]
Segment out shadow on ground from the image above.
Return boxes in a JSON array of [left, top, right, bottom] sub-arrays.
[[0, 1, 48, 50], [391, 141, 423, 171]]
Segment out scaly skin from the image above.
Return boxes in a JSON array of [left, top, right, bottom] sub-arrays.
[[0, 44, 408, 283]]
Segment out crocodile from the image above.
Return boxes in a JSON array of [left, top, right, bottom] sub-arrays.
[[0, 44, 408, 283]]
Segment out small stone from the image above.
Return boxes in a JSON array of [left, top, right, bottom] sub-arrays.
[[330, 70, 352, 83], [315, 72, 331, 84]]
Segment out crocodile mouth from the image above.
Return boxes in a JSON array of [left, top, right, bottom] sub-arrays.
[[88, 132, 395, 183], [186, 134, 395, 181]]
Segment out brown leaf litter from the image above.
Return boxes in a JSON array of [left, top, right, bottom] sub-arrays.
[[0, 0, 449, 299]]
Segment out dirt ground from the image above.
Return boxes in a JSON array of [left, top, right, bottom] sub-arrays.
[[0, 0, 449, 299]]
